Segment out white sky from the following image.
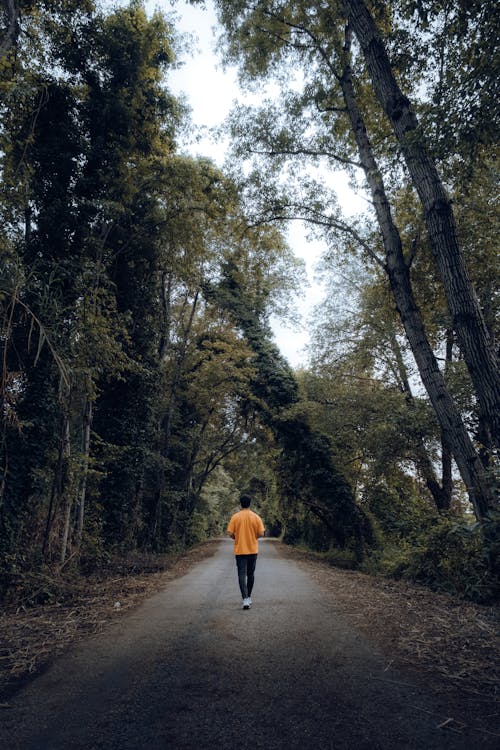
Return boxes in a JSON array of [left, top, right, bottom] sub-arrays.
[[145, 0, 363, 367]]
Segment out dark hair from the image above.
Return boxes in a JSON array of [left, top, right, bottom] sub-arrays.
[[239, 494, 252, 508]]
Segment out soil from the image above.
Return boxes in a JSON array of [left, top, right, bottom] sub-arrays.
[[0, 539, 498, 749]]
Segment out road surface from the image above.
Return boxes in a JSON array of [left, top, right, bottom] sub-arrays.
[[0, 539, 491, 749]]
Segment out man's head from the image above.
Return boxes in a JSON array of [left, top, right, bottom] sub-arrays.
[[239, 493, 252, 508]]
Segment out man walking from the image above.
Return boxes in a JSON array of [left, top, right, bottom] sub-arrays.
[[227, 494, 265, 610]]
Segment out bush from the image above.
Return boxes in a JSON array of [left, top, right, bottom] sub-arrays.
[[324, 546, 358, 569], [371, 514, 499, 603]]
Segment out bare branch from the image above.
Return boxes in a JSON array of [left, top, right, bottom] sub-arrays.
[[243, 204, 385, 268], [249, 147, 361, 169], [406, 233, 419, 269]]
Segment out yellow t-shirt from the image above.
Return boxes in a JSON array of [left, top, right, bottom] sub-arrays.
[[227, 508, 265, 555]]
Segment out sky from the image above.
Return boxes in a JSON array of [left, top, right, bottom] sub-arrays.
[[144, 0, 363, 367]]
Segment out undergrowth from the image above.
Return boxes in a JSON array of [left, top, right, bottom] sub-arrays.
[[285, 513, 500, 604], [362, 513, 500, 603]]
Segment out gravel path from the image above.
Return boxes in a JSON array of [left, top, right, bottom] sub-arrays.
[[0, 539, 495, 749]]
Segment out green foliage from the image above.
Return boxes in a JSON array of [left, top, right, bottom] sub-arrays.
[[215, 0, 498, 482], [277, 414, 374, 551], [209, 257, 375, 555], [367, 514, 500, 603], [1, 0, 496, 613], [362, 480, 435, 538], [1, 2, 310, 597]]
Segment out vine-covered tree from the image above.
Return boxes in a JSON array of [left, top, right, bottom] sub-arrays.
[[209, 254, 375, 555]]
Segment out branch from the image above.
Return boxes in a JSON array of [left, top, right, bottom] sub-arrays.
[[315, 103, 348, 115], [15, 87, 49, 177], [1, 289, 70, 388], [244, 205, 385, 268], [406, 233, 419, 269], [254, 22, 311, 55], [249, 146, 361, 169], [261, 8, 342, 82]]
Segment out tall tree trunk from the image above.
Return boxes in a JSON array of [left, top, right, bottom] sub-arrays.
[[440, 329, 455, 511], [388, 327, 452, 512], [158, 270, 173, 362], [340, 38, 493, 520], [43, 411, 68, 556], [0, 0, 19, 60], [0, 444, 6, 511], [75, 396, 92, 547], [59, 417, 73, 564], [343, 0, 500, 449], [438, 431, 453, 512], [150, 272, 173, 547]]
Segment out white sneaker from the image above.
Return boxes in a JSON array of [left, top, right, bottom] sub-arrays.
[[242, 598, 250, 609], [248, 597, 252, 605]]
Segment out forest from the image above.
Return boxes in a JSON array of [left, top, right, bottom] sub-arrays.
[[0, 0, 498, 605]]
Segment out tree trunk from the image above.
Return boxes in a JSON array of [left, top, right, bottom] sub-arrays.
[[43, 411, 68, 556], [0, 0, 19, 61], [340, 41, 493, 520], [388, 326, 452, 512], [438, 431, 453, 511], [75, 396, 92, 547], [59, 417, 73, 565], [158, 271, 173, 361], [343, 0, 500, 449], [150, 271, 173, 546], [439, 329, 455, 511]]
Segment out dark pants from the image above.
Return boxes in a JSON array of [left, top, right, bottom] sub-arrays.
[[235, 554, 258, 599]]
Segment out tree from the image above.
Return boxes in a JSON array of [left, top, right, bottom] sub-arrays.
[[208, 0, 498, 518], [209, 255, 375, 554], [0, 0, 19, 60], [305, 261, 454, 513], [2, 1, 315, 592], [0, 1, 180, 573], [342, 0, 499, 447]]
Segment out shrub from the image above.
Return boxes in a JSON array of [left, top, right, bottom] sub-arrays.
[[375, 514, 499, 603]]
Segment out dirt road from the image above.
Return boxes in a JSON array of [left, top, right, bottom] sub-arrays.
[[0, 539, 496, 749]]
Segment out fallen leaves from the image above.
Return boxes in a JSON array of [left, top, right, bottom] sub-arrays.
[[280, 545, 500, 701], [0, 540, 219, 699]]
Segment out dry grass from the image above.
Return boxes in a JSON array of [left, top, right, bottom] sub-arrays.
[[0, 540, 219, 701], [281, 545, 499, 701]]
